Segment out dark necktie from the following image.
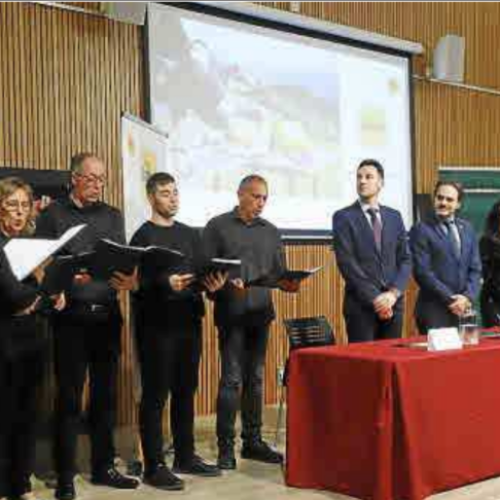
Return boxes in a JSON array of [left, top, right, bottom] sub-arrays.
[[443, 219, 460, 259], [367, 208, 382, 252]]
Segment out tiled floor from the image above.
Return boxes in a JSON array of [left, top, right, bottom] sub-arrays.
[[30, 407, 500, 500]]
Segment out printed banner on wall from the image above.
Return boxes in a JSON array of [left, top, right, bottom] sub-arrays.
[[121, 113, 169, 241]]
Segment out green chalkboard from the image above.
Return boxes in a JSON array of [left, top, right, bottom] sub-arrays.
[[439, 169, 500, 236], [440, 169, 500, 190]]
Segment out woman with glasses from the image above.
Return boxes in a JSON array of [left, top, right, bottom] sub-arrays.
[[0, 176, 64, 500], [480, 201, 500, 327]]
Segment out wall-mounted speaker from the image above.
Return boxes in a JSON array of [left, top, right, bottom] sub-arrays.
[[432, 35, 465, 83], [101, 2, 147, 26]]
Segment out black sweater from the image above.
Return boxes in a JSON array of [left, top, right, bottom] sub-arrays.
[[130, 221, 205, 329]]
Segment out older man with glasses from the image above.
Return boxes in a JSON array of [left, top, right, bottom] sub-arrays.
[[37, 153, 139, 500]]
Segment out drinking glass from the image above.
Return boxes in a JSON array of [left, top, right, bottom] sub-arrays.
[[459, 309, 479, 346]]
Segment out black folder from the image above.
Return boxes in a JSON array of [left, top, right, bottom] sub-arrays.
[[246, 266, 322, 290]]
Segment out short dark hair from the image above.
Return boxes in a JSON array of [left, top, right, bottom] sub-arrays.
[[70, 152, 100, 173], [433, 180, 464, 202], [357, 159, 384, 179], [238, 174, 267, 192], [146, 172, 176, 195]]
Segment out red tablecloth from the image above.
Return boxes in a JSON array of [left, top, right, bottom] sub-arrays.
[[286, 337, 500, 500]]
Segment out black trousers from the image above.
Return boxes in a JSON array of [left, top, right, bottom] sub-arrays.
[[0, 349, 45, 498], [135, 321, 201, 472], [344, 294, 403, 343], [216, 324, 269, 447], [52, 307, 122, 480]]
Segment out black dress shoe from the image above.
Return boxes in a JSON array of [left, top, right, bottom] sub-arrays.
[[55, 480, 76, 500], [217, 447, 237, 470], [91, 468, 140, 489], [143, 464, 184, 491], [241, 439, 283, 464], [173, 454, 222, 477]]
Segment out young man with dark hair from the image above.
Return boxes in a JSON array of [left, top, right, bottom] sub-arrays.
[[410, 181, 481, 333], [130, 172, 225, 491], [332, 159, 412, 343]]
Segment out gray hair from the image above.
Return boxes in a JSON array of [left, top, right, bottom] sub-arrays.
[[238, 174, 268, 192]]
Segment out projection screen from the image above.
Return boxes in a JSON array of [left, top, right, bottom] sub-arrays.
[[146, 2, 414, 237]]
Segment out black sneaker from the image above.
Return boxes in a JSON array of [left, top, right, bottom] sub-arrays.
[[143, 464, 184, 491], [173, 454, 222, 477], [54, 480, 76, 500], [217, 447, 237, 470], [241, 440, 283, 464], [91, 468, 140, 489], [126, 459, 143, 477]]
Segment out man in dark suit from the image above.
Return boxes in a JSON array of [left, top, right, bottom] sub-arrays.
[[409, 181, 481, 333], [332, 159, 411, 343]]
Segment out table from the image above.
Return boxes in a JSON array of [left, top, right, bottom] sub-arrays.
[[286, 337, 500, 500]]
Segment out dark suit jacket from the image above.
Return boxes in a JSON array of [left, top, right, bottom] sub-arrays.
[[332, 202, 411, 308], [409, 215, 481, 326]]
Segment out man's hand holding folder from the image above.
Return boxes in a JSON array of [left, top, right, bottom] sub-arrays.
[[202, 271, 228, 293], [169, 273, 196, 292], [109, 267, 139, 292]]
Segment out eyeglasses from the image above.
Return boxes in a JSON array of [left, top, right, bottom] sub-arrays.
[[2, 200, 32, 213], [76, 173, 107, 186]]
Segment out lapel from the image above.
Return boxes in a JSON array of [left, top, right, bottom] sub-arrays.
[[379, 206, 391, 260], [352, 201, 381, 257], [430, 215, 448, 241], [455, 218, 468, 263]]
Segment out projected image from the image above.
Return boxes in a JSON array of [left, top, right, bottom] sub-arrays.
[[151, 10, 340, 202], [147, 4, 413, 232]]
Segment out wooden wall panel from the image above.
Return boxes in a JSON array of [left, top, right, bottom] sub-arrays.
[[0, 2, 145, 426], [2, 2, 500, 426]]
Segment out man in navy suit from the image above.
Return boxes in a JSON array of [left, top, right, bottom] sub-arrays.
[[409, 181, 481, 333], [332, 159, 411, 343]]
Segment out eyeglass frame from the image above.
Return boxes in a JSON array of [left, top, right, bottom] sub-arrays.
[[1, 199, 32, 213], [74, 172, 107, 186]]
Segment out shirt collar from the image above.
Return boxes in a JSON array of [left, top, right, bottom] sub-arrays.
[[231, 207, 266, 226], [67, 195, 102, 212], [437, 215, 456, 225], [359, 200, 381, 214]]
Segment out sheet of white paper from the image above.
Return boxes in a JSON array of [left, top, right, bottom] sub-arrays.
[[3, 224, 86, 281], [428, 327, 463, 351]]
